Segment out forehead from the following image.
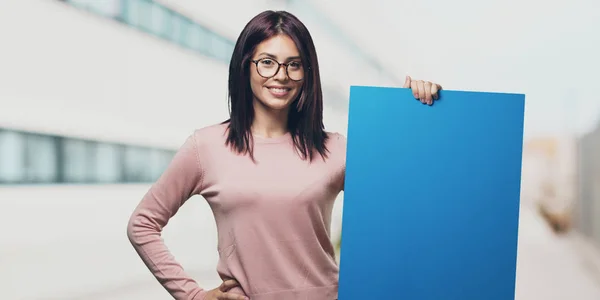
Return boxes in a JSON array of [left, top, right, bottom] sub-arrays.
[[254, 34, 300, 59]]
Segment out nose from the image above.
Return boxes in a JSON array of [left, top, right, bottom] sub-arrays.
[[273, 64, 288, 81]]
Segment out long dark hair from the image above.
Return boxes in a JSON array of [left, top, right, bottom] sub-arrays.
[[223, 10, 329, 162]]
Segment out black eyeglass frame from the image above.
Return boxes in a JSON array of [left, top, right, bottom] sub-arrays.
[[250, 58, 307, 81]]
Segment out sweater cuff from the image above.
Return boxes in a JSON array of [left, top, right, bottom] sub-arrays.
[[192, 290, 208, 300]]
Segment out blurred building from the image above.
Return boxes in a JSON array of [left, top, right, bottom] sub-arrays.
[[522, 117, 600, 251], [576, 120, 600, 248], [522, 135, 578, 231], [0, 0, 397, 299], [520, 116, 600, 252]]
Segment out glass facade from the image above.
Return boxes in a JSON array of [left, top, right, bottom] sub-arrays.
[[0, 129, 175, 185], [61, 0, 236, 64]]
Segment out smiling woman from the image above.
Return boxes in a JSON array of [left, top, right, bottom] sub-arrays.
[[126, 9, 441, 300], [127, 11, 343, 300], [224, 10, 328, 162]]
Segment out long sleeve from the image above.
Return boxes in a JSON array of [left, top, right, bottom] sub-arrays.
[[127, 133, 208, 300]]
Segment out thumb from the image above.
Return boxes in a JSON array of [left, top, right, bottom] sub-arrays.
[[219, 279, 240, 292], [403, 75, 411, 88]]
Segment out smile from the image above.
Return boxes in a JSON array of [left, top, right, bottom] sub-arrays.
[[267, 87, 291, 97]]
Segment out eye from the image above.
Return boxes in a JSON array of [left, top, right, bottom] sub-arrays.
[[288, 61, 302, 69], [259, 58, 275, 66]]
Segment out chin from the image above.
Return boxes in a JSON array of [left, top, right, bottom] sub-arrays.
[[262, 98, 293, 111], [270, 104, 292, 111]]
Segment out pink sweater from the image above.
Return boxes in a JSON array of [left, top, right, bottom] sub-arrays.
[[127, 123, 347, 300]]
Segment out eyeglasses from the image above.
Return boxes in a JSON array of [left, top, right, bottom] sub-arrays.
[[251, 58, 305, 81]]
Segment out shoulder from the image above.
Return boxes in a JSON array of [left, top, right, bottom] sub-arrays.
[[176, 123, 229, 160], [178, 123, 229, 170], [327, 131, 347, 149], [325, 132, 347, 189], [326, 131, 347, 161], [190, 122, 229, 147]]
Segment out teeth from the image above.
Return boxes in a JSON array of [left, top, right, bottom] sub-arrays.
[[271, 88, 288, 93]]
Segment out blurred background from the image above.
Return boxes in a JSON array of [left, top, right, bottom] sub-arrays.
[[0, 0, 599, 299]]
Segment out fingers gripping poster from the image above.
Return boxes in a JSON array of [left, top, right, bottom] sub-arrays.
[[338, 86, 525, 300]]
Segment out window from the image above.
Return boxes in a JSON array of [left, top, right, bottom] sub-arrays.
[[25, 134, 59, 183], [185, 24, 203, 51], [0, 130, 26, 183], [63, 139, 95, 183], [122, 0, 143, 28], [150, 3, 169, 37], [149, 149, 174, 179], [92, 142, 123, 183], [124, 146, 154, 182], [66, 0, 121, 18], [196, 26, 211, 54], [0, 128, 176, 185], [61, 0, 236, 64], [171, 14, 189, 45], [211, 36, 233, 62]]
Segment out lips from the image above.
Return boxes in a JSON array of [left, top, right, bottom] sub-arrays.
[[267, 86, 291, 97], [267, 86, 291, 92]]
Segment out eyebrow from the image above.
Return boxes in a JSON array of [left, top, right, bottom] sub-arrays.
[[256, 52, 301, 61]]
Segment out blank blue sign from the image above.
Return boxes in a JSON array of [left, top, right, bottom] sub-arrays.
[[338, 86, 525, 300]]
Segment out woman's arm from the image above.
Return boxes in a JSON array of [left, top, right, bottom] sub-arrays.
[[126, 133, 208, 300]]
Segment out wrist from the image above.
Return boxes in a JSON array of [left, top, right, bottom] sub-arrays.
[[193, 289, 209, 300]]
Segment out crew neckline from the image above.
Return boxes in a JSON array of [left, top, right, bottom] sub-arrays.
[[253, 131, 292, 144]]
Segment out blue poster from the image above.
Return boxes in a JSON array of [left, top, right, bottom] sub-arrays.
[[338, 86, 525, 300]]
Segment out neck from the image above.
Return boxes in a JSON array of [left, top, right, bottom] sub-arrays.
[[251, 99, 290, 138]]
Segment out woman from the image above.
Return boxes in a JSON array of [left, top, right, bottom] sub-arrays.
[[127, 10, 441, 300]]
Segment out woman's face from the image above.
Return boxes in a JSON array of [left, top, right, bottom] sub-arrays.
[[249, 34, 305, 113]]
